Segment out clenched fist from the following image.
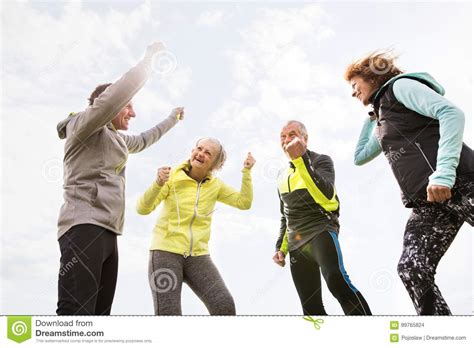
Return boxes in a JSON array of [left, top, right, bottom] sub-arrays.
[[156, 166, 171, 186], [170, 107, 185, 121], [427, 184, 452, 202], [284, 137, 306, 160], [145, 42, 166, 59], [272, 251, 286, 267], [243, 152, 256, 169]]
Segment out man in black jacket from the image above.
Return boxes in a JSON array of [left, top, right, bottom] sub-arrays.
[[273, 120, 371, 315]]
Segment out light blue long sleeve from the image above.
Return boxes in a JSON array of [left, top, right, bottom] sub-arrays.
[[393, 78, 465, 188], [354, 117, 382, 165]]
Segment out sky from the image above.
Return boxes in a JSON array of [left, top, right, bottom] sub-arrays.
[[0, 0, 472, 315]]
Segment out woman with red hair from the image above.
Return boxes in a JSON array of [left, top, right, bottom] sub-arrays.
[[344, 50, 473, 315]]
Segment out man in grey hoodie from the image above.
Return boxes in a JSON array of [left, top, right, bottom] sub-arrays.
[[56, 42, 184, 315]]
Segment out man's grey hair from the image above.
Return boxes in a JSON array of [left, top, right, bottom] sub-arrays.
[[284, 120, 308, 137]]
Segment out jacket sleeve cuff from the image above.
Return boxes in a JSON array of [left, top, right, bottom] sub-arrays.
[[241, 167, 252, 175], [428, 178, 454, 189], [428, 170, 455, 189], [152, 180, 164, 191], [279, 232, 289, 255]]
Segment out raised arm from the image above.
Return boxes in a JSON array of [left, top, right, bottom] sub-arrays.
[[136, 166, 171, 215], [216, 153, 255, 210], [120, 108, 183, 154], [217, 168, 253, 210], [70, 43, 164, 142]]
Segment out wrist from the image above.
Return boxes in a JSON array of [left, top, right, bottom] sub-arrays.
[[289, 150, 305, 160], [290, 155, 304, 165]]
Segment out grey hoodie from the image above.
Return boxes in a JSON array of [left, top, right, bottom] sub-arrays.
[[56, 55, 179, 239]]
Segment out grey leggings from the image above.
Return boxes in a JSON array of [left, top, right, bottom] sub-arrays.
[[148, 250, 236, 315]]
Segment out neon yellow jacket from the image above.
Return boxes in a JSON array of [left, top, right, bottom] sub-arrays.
[[137, 161, 253, 256]]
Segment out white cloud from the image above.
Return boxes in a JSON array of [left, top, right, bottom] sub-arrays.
[[159, 65, 193, 100], [210, 4, 345, 136], [196, 9, 230, 27]]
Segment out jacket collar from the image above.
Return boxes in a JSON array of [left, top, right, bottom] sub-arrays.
[[174, 161, 213, 183], [107, 122, 118, 132]]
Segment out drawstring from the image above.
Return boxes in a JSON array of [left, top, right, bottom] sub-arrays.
[[172, 181, 181, 232]]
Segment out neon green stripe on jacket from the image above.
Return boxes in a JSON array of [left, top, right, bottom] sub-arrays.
[[291, 156, 339, 212], [280, 231, 289, 255]]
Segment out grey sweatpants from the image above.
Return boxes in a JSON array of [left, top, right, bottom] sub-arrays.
[[148, 250, 236, 315]]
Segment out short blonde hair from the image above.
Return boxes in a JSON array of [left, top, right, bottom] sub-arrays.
[[195, 138, 227, 172], [344, 49, 403, 88]]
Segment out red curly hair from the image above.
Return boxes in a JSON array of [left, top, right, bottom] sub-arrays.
[[344, 50, 404, 88]]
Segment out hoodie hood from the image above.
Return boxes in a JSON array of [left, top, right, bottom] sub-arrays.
[[57, 112, 78, 139], [372, 72, 445, 103]]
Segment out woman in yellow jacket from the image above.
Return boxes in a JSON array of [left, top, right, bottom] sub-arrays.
[[137, 137, 255, 315]]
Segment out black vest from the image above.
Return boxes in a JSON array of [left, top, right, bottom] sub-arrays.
[[372, 76, 474, 207]]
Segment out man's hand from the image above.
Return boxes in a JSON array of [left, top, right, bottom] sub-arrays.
[[171, 107, 185, 121], [145, 42, 166, 59], [156, 166, 171, 186], [284, 137, 306, 160], [427, 184, 452, 202], [243, 152, 256, 169], [272, 251, 286, 267]]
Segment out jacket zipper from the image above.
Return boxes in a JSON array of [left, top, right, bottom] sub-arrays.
[[287, 163, 297, 192], [287, 172, 292, 192], [185, 182, 202, 258], [415, 142, 435, 173]]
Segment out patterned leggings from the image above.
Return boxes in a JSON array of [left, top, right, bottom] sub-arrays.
[[397, 178, 473, 315]]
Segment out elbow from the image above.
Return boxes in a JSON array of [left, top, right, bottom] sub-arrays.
[[439, 104, 465, 124], [457, 108, 465, 125], [136, 209, 149, 216], [240, 199, 253, 210], [136, 204, 151, 215], [354, 156, 364, 166]]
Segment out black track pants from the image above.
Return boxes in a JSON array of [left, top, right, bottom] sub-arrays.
[[289, 231, 371, 315], [57, 224, 118, 315]]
